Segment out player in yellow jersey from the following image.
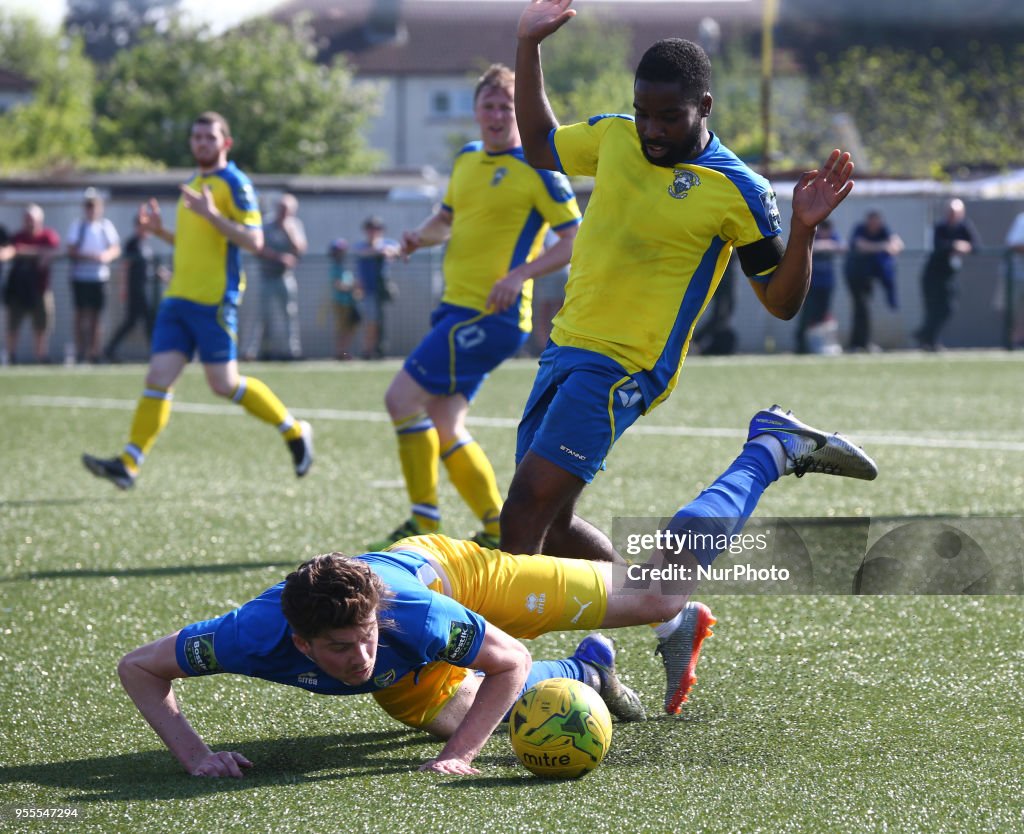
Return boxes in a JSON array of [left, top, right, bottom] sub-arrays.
[[500, 1, 858, 560], [370, 65, 582, 551], [82, 112, 313, 490]]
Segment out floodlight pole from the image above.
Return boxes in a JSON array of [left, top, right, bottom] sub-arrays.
[[760, 0, 779, 179]]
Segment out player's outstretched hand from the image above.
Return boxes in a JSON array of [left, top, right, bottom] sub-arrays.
[[791, 149, 855, 229], [518, 0, 577, 43], [180, 184, 219, 221], [138, 199, 164, 235], [418, 756, 480, 776], [399, 230, 422, 259], [191, 751, 253, 778]]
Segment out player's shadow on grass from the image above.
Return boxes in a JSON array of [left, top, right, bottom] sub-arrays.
[[0, 729, 440, 801], [5, 561, 296, 583]]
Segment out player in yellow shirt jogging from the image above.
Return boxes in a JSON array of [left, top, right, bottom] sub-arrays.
[[82, 112, 313, 489], [501, 1, 859, 562], [370, 65, 581, 551]]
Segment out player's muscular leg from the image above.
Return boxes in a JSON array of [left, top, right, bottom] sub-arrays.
[[204, 360, 242, 398], [144, 350, 188, 390], [384, 369, 431, 421], [501, 453, 623, 562], [419, 673, 483, 739], [543, 505, 625, 564], [425, 392, 470, 448]]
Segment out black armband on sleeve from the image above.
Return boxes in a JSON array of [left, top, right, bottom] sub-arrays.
[[736, 236, 785, 278]]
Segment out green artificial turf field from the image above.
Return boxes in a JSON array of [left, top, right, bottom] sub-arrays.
[[1, 351, 1022, 833]]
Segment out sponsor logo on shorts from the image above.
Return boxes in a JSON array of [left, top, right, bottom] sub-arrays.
[[560, 445, 587, 461], [570, 596, 594, 625], [455, 324, 486, 350], [617, 379, 643, 409], [183, 633, 221, 675], [438, 621, 477, 663], [525, 592, 547, 614]]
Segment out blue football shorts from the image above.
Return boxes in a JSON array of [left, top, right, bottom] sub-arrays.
[[404, 303, 528, 401], [151, 297, 238, 364], [515, 343, 646, 482]]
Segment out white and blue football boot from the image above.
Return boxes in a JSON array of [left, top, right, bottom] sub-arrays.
[[748, 405, 878, 480]]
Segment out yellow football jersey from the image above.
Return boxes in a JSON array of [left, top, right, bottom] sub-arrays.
[[550, 116, 784, 410], [165, 161, 262, 306], [441, 143, 581, 331]]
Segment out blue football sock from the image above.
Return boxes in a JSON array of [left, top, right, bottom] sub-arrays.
[[503, 658, 592, 721], [667, 441, 778, 568]]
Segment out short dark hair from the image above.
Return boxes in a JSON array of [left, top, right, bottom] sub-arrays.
[[193, 111, 232, 140], [635, 39, 711, 101], [281, 553, 391, 639]]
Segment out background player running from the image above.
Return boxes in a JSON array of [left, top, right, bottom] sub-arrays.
[[370, 64, 581, 551], [82, 112, 313, 489]]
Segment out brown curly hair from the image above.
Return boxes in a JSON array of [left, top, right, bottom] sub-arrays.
[[281, 554, 392, 639]]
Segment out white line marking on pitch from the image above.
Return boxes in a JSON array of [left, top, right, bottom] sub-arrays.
[[8, 394, 1024, 453]]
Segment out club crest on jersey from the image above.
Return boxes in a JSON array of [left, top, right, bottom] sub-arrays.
[[668, 169, 701, 200], [491, 167, 509, 187]]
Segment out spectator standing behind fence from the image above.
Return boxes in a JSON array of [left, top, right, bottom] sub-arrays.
[[4, 205, 61, 364], [66, 189, 121, 363], [328, 238, 361, 360], [795, 218, 845, 354], [247, 194, 306, 360], [104, 212, 169, 362], [913, 199, 979, 352], [844, 209, 903, 353], [1003, 209, 1024, 348], [352, 216, 400, 359]]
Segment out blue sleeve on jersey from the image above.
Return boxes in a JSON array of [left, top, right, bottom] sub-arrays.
[[586, 113, 634, 127], [547, 127, 566, 174], [420, 594, 488, 668], [456, 140, 483, 159], [223, 165, 260, 221], [175, 584, 287, 678], [535, 169, 576, 203]]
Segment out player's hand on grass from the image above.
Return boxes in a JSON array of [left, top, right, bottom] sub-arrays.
[[518, 0, 577, 43], [190, 751, 253, 778], [418, 756, 480, 776], [791, 149, 855, 229]]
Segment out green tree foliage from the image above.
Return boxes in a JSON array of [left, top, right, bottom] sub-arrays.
[[0, 13, 97, 171], [793, 42, 1024, 177], [95, 17, 379, 174], [540, 17, 634, 123]]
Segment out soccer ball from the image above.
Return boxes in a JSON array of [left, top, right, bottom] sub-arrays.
[[508, 677, 613, 778]]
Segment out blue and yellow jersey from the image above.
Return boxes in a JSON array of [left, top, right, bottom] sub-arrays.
[[441, 142, 581, 331], [165, 161, 261, 307], [548, 116, 784, 410], [174, 550, 487, 696]]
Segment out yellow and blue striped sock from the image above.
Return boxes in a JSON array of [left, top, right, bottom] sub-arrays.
[[232, 376, 302, 442], [440, 435, 502, 536], [120, 386, 173, 473], [395, 413, 441, 532]]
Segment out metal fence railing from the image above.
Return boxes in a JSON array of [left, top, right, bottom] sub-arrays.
[[1, 248, 1019, 365]]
